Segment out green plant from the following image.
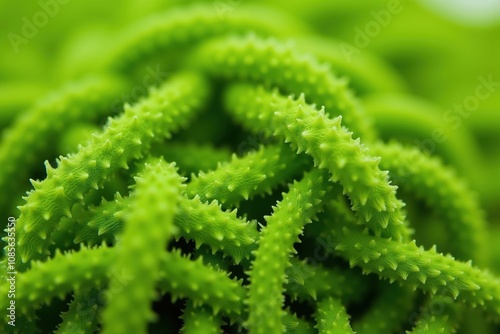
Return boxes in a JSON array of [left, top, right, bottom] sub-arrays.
[[1, 1, 500, 333]]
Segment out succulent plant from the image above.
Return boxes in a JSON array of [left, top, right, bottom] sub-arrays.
[[1, 1, 500, 333]]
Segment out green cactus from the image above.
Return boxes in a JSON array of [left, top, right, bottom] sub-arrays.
[[1, 1, 500, 333]]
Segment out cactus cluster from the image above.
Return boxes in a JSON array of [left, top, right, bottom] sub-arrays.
[[1, 1, 500, 333]]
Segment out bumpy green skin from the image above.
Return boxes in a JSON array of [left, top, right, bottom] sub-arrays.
[[0, 246, 245, 327], [175, 196, 258, 263], [0, 75, 126, 216], [329, 219, 500, 320], [157, 249, 245, 316], [352, 284, 415, 334], [48, 202, 93, 251], [225, 84, 409, 242], [247, 168, 328, 334], [167, 260, 314, 333], [406, 297, 459, 334], [102, 160, 184, 334], [321, 185, 418, 334], [409, 315, 457, 334], [55, 288, 103, 334], [75, 193, 129, 245], [192, 245, 231, 274], [187, 144, 310, 206], [372, 141, 487, 263], [11, 72, 209, 272], [61, 145, 288, 261], [104, 4, 310, 73], [181, 302, 222, 334], [284, 313, 316, 334], [0, 246, 114, 315], [192, 35, 375, 141], [66, 193, 258, 263], [52, 192, 129, 251], [315, 297, 355, 334], [285, 258, 369, 304]]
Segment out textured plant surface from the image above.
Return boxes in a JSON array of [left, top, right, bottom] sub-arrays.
[[1, 0, 500, 333]]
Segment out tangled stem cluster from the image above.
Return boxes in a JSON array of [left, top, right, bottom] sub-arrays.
[[1, 2, 499, 333]]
